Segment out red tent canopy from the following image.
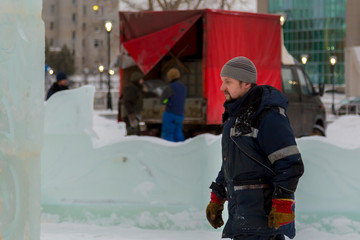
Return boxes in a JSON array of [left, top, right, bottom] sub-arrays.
[[123, 14, 201, 75]]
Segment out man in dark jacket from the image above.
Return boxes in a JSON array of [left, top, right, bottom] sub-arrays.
[[123, 71, 144, 135], [46, 72, 69, 100], [206, 57, 304, 240], [160, 68, 187, 142]]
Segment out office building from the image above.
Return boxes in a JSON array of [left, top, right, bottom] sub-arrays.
[[42, 0, 119, 76], [267, 0, 346, 85]]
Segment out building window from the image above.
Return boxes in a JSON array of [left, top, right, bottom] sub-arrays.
[[83, 5, 87, 16], [82, 23, 86, 31], [94, 39, 103, 48], [72, 13, 76, 23], [73, 0, 76, 5], [50, 22, 54, 30], [49, 38, 54, 46], [82, 38, 86, 47], [94, 26, 102, 33], [50, 5, 55, 14], [72, 31, 76, 40], [95, 6, 104, 16]]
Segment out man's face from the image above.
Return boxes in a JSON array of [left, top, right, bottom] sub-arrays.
[[58, 79, 67, 86], [220, 77, 251, 101]]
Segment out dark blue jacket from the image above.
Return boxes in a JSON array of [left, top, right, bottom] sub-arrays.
[[161, 79, 187, 116], [46, 82, 69, 100], [213, 85, 304, 239]]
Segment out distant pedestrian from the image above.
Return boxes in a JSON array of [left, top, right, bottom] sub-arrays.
[[160, 68, 187, 142], [123, 71, 145, 135], [46, 72, 69, 100]]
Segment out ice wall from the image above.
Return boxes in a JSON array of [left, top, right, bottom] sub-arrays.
[[41, 86, 222, 228], [42, 87, 360, 229], [0, 0, 44, 239]]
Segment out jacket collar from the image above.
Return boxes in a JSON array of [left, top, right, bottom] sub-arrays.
[[223, 87, 254, 117]]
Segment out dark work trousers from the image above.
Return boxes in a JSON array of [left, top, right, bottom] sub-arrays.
[[233, 235, 285, 240], [124, 116, 140, 136]]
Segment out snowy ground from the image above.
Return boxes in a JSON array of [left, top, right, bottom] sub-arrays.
[[41, 221, 360, 240], [40, 88, 360, 240]]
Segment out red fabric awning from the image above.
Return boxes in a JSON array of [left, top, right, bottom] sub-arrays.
[[123, 14, 201, 75]]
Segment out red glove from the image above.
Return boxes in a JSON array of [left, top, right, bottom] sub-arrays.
[[268, 198, 295, 229]]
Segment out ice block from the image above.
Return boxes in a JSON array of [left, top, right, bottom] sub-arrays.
[[0, 0, 44, 239]]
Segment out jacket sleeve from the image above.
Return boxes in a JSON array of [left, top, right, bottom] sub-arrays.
[[257, 111, 304, 199], [210, 166, 227, 199], [160, 85, 173, 104]]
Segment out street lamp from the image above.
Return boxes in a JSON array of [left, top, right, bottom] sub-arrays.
[[105, 21, 113, 110], [279, 13, 287, 26], [300, 54, 308, 65], [92, 5, 99, 11], [98, 65, 104, 89], [329, 55, 337, 114]]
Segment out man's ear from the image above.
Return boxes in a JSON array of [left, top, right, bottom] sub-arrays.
[[244, 82, 252, 89]]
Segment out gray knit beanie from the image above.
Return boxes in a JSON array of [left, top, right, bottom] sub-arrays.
[[220, 56, 257, 84]]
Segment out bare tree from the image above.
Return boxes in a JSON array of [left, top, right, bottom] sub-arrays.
[[120, 0, 147, 11], [219, 0, 225, 9], [120, 0, 203, 11], [119, 0, 254, 12], [148, 0, 154, 10]]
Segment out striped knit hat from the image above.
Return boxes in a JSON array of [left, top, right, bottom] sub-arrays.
[[220, 56, 257, 84]]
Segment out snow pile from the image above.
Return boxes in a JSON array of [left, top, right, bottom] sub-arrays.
[[321, 115, 360, 148]]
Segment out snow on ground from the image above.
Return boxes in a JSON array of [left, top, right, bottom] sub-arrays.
[[41, 87, 360, 240]]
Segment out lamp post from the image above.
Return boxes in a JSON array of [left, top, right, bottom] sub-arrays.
[[329, 55, 337, 114], [105, 21, 113, 110], [98, 65, 104, 89]]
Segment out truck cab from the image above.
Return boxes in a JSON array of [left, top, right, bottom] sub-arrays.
[[282, 63, 326, 136]]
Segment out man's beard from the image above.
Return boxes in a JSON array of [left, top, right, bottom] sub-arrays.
[[224, 90, 234, 102]]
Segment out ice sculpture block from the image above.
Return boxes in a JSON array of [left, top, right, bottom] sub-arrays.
[[0, 0, 44, 239], [41, 86, 223, 229]]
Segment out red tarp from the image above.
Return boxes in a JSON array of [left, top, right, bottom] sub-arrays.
[[120, 10, 203, 41], [204, 10, 282, 124], [123, 14, 201, 75]]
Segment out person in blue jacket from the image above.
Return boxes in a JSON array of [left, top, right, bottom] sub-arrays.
[[206, 57, 304, 240], [160, 68, 187, 142]]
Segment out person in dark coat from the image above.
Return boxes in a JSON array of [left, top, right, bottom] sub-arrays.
[[46, 72, 69, 100], [206, 57, 304, 240], [160, 68, 187, 142], [123, 71, 144, 135]]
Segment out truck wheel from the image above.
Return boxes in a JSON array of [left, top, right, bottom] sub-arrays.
[[312, 124, 325, 136]]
